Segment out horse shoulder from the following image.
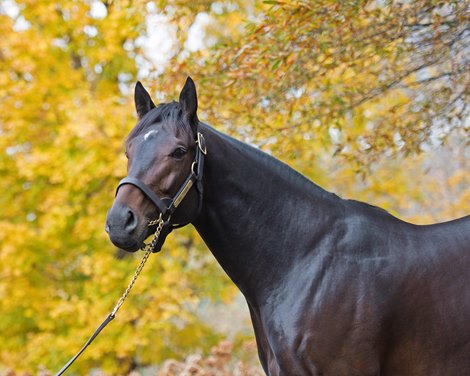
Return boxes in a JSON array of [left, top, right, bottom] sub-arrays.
[[253, 244, 390, 374]]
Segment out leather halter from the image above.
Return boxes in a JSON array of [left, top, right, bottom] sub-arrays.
[[115, 131, 207, 251], [55, 133, 207, 374]]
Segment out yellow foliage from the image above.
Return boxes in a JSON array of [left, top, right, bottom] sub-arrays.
[[1, 0, 468, 374]]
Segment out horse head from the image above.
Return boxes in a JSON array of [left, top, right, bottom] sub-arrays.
[[106, 77, 203, 252]]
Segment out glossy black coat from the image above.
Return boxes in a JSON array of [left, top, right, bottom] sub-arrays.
[[192, 124, 470, 375]]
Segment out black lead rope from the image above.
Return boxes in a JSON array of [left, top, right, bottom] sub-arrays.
[[56, 244, 154, 376], [56, 216, 162, 375], [55, 313, 115, 376]]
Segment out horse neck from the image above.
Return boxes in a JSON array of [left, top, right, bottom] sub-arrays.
[[193, 124, 342, 302]]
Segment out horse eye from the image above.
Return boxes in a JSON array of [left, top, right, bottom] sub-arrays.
[[171, 147, 186, 159]]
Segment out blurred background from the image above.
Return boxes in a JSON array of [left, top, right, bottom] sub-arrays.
[[0, 0, 468, 374]]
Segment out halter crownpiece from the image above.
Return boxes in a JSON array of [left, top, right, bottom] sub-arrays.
[[115, 131, 207, 252]]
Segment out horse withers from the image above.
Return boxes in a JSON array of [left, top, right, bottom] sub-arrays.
[[106, 77, 470, 376]]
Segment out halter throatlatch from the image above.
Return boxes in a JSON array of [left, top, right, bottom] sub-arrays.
[[115, 131, 206, 252]]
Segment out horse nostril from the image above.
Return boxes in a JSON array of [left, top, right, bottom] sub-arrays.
[[124, 209, 138, 233]]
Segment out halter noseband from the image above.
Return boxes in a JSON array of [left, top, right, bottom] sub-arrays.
[[115, 131, 207, 251]]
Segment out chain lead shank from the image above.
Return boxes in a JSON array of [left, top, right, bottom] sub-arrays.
[[56, 215, 165, 376]]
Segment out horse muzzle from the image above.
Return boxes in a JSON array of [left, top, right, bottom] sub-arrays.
[[105, 203, 148, 252]]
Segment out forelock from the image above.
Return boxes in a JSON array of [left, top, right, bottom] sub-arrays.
[[126, 101, 192, 143]]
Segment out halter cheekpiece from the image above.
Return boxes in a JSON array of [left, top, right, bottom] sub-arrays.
[[115, 131, 207, 252]]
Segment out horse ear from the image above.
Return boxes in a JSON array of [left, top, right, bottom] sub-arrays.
[[179, 76, 198, 125], [134, 81, 156, 119]]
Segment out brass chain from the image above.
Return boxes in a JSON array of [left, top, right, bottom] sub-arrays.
[[55, 214, 167, 375], [111, 214, 165, 317]]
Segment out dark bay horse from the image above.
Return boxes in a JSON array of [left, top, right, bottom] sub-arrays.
[[106, 77, 470, 376]]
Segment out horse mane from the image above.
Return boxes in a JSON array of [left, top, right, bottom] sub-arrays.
[[206, 124, 340, 200], [206, 125, 398, 222]]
